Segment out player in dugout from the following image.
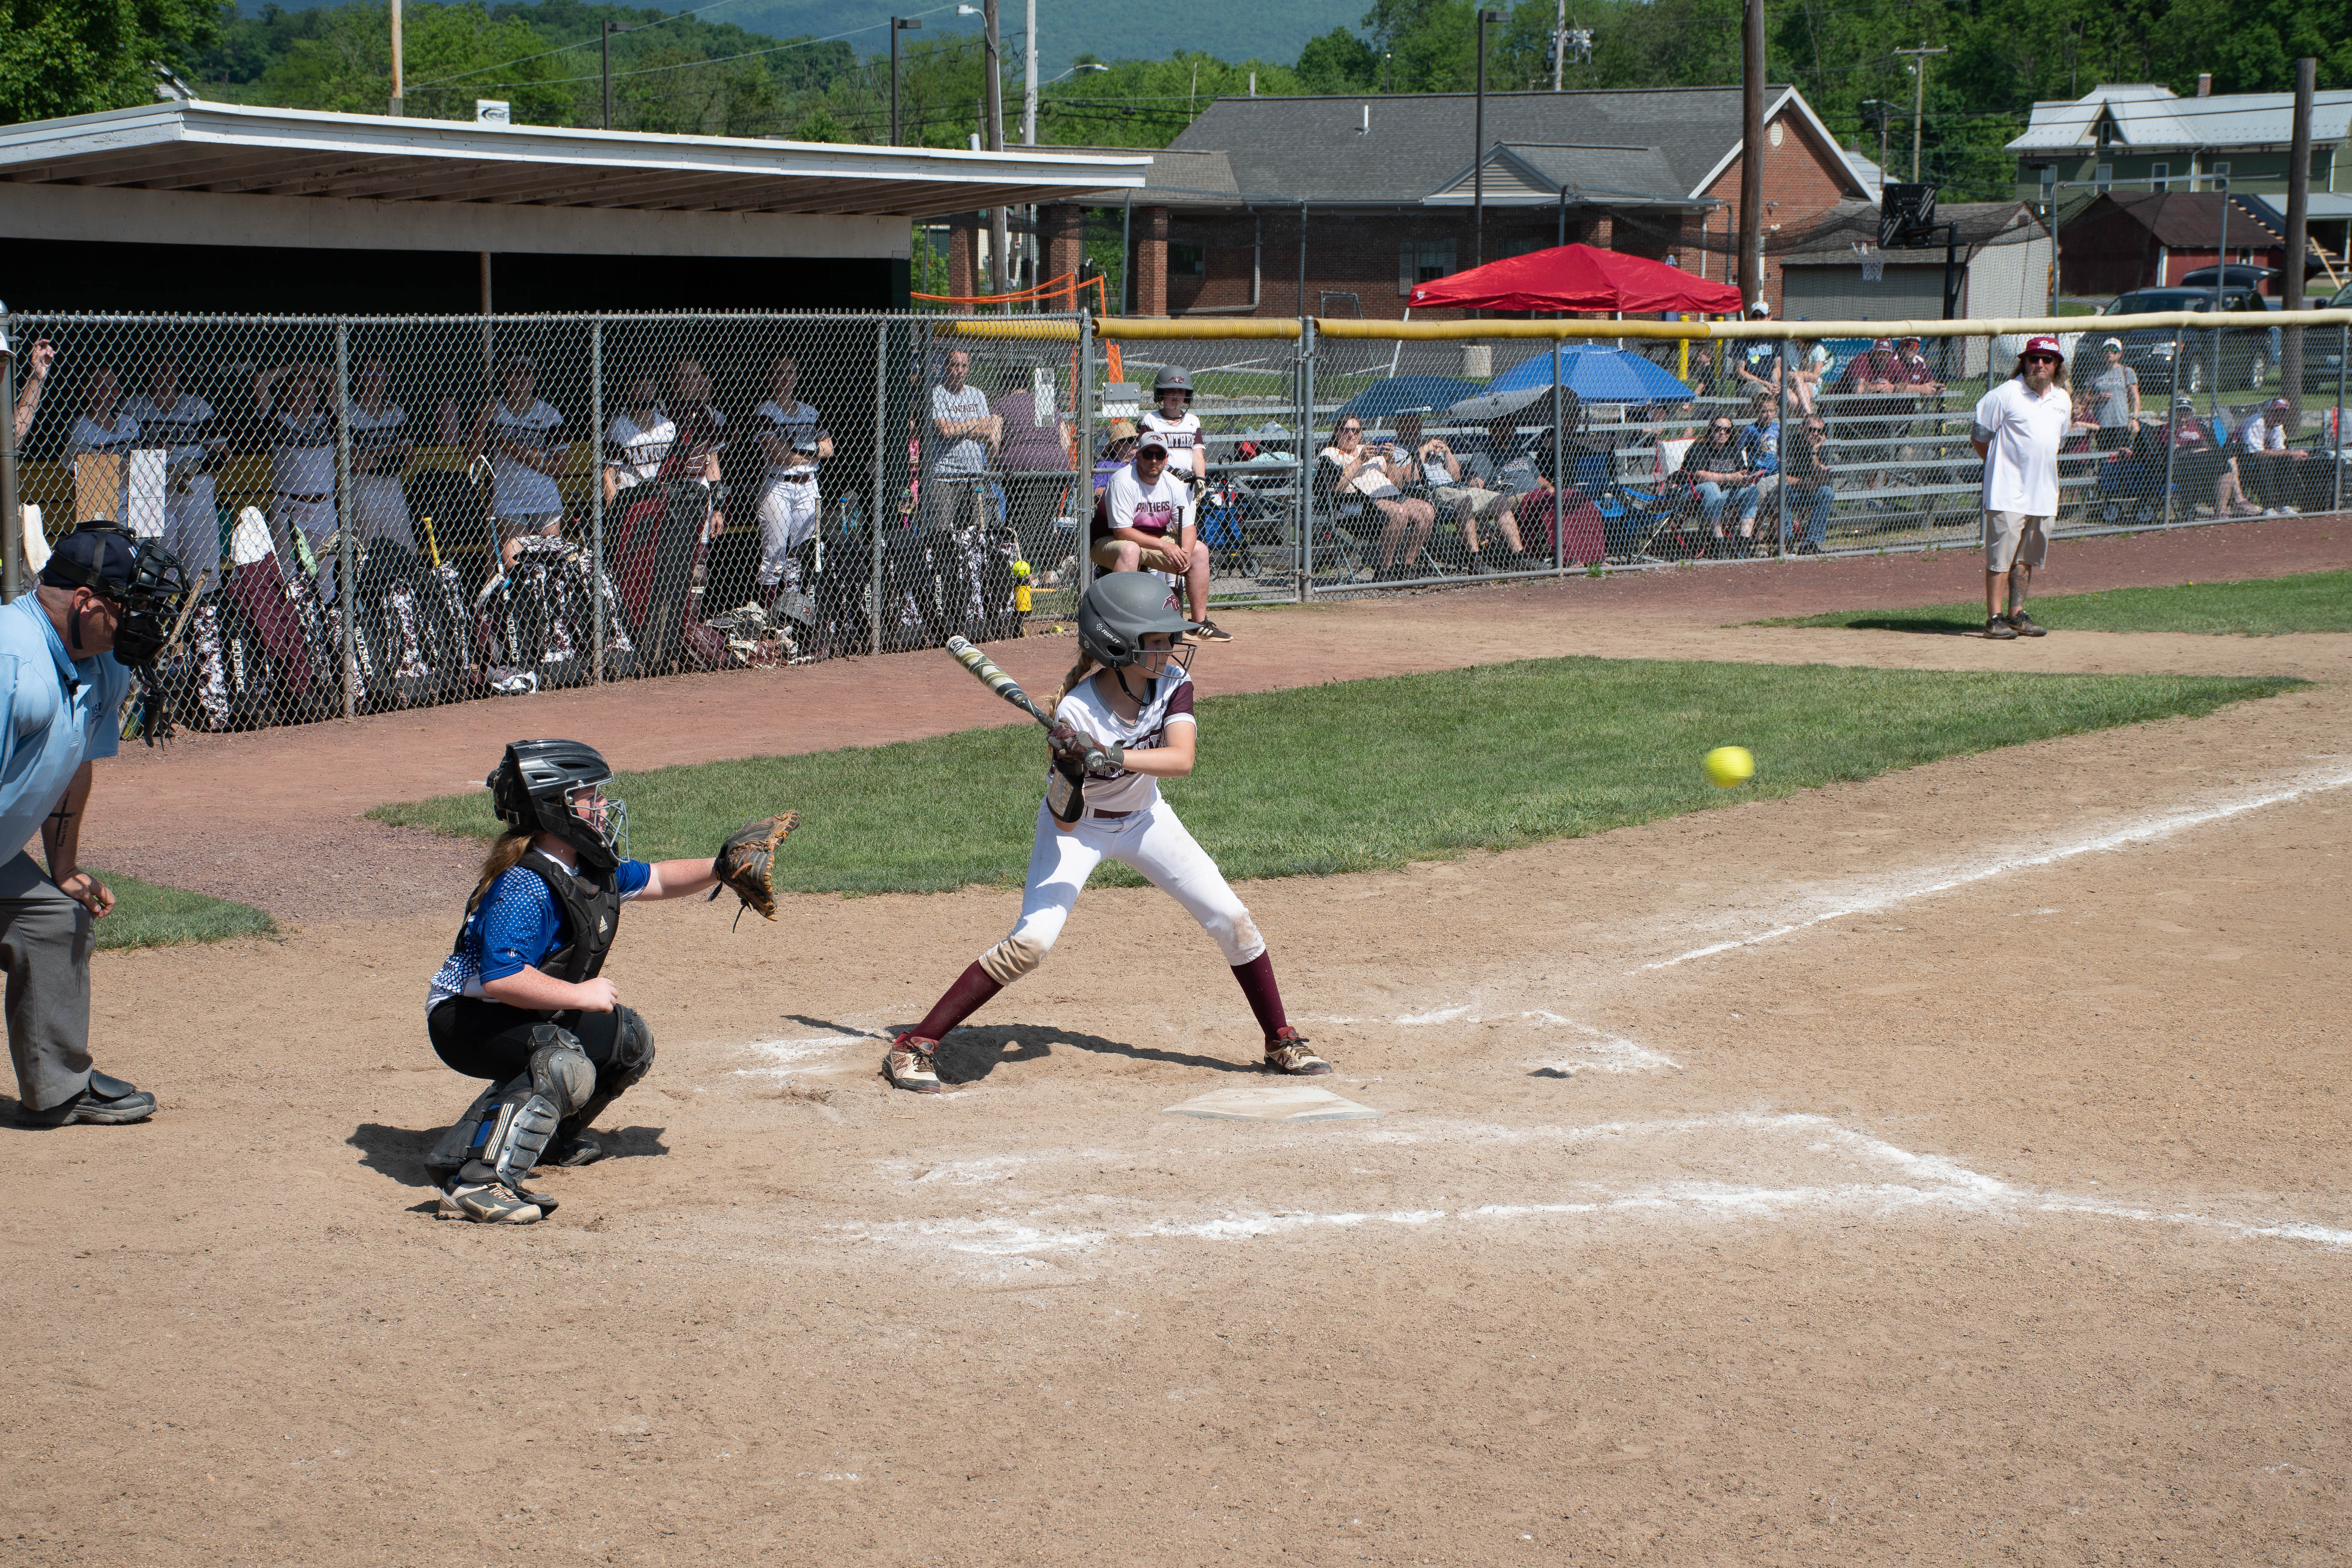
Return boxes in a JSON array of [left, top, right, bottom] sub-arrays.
[[424, 740, 724, 1225]]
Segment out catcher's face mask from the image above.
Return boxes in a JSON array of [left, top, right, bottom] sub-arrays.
[[566, 783, 629, 865]]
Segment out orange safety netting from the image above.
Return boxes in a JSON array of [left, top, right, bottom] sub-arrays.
[[910, 271, 1109, 313]]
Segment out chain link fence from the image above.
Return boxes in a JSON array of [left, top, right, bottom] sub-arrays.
[[5, 308, 2344, 738], [1078, 316, 2350, 607], [5, 309, 1088, 734]]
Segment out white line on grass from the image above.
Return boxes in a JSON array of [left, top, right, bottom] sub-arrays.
[[1642, 762, 2352, 972]]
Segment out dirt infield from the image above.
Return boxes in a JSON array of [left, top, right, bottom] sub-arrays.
[[5, 514, 2347, 1565], [84, 512, 2352, 922]]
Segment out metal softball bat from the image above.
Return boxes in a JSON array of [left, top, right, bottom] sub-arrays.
[[943, 636, 1109, 774]]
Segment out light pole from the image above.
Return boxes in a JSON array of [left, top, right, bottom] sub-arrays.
[[890, 16, 920, 146], [602, 19, 615, 129], [1474, 8, 1505, 269]]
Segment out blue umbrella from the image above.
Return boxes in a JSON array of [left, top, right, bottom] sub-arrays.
[[1446, 343, 1692, 420], [1332, 375, 1481, 425]]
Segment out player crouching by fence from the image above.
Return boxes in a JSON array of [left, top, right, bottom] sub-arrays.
[[882, 574, 1323, 1094], [423, 740, 767, 1225]]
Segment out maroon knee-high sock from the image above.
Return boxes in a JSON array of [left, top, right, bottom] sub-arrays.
[[1229, 952, 1289, 1043], [909, 961, 1002, 1043]]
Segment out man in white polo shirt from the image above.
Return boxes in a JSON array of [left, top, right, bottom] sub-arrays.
[[1969, 334, 2072, 640]]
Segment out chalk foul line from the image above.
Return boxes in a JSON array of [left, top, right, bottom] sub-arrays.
[[1640, 763, 2352, 972]]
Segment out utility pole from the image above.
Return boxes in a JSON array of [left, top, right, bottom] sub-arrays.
[[1553, 0, 1565, 90], [389, 0, 403, 115], [1022, 0, 1037, 144], [602, 20, 615, 129], [1893, 43, 1946, 184], [890, 17, 920, 146], [983, 0, 1007, 305], [1475, 8, 1504, 268], [2284, 55, 2316, 401], [1739, 0, 1763, 312]]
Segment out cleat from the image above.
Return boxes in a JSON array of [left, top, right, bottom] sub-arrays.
[[1984, 615, 2019, 640], [1263, 1026, 1333, 1076], [883, 1034, 944, 1094], [547, 1133, 604, 1167], [1194, 619, 1234, 642], [2005, 610, 2047, 637], [438, 1176, 543, 1225]]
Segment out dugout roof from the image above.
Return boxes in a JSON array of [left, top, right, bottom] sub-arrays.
[[0, 101, 1150, 218]]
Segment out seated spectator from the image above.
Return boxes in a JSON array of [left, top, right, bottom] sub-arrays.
[[2235, 397, 2312, 512], [2168, 399, 2262, 518], [1790, 338, 1828, 416], [1739, 389, 1783, 531], [1510, 443, 1606, 567], [1783, 413, 1838, 555], [1425, 414, 1538, 565], [1681, 414, 1759, 554], [1895, 336, 1944, 397], [1094, 418, 1138, 494], [1835, 337, 1905, 504], [1094, 430, 1224, 636], [1318, 416, 1433, 582]]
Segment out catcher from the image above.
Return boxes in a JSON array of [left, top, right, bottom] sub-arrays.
[[425, 739, 796, 1224]]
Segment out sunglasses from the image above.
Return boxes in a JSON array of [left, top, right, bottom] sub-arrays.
[[2023, 353, 2061, 364]]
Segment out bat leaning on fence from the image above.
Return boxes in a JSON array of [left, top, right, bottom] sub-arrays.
[[943, 635, 1111, 776]]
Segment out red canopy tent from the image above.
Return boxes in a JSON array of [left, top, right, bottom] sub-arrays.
[[1407, 242, 1742, 315]]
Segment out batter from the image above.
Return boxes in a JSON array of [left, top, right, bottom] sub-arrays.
[[882, 574, 1326, 1093]]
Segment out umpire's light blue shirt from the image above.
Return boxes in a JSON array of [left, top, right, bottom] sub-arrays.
[[0, 594, 126, 859]]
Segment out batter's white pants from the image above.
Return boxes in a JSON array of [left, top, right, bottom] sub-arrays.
[[977, 798, 1266, 985], [754, 474, 820, 587]]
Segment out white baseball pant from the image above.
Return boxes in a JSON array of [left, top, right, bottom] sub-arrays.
[[975, 798, 1266, 984], [755, 474, 821, 587]]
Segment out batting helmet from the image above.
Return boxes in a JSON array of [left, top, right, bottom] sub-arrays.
[[487, 739, 629, 871], [1076, 572, 1199, 670], [1151, 365, 1194, 402]]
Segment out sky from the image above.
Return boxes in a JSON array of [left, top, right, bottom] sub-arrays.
[[235, 0, 1369, 76]]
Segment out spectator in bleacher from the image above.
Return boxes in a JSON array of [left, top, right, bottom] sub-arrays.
[[478, 355, 572, 566], [1682, 413, 1759, 555], [1791, 338, 1829, 416], [752, 354, 832, 609], [10, 337, 54, 444], [2082, 338, 2140, 452], [1835, 337, 1906, 507], [992, 364, 1072, 579], [347, 356, 416, 552], [1739, 389, 1782, 536], [123, 354, 226, 575], [1970, 335, 2072, 638], [2167, 397, 2262, 518], [1783, 413, 1838, 555], [1895, 336, 1944, 397], [2234, 397, 2310, 513], [253, 361, 339, 581]]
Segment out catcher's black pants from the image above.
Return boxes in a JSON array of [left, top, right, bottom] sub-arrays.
[[428, 996, 626, 1083]]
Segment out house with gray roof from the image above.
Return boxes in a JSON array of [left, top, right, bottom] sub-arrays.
[[1083, 85, 1875, 318]]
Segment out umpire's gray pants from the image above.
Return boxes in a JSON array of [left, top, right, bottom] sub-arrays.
[[0, 852, 95, 1115]]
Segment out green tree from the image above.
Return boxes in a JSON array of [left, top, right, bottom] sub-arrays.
[[793, 103, 846, 141], [1296, 25, 1376, 91], [0, 0, 224, 124]]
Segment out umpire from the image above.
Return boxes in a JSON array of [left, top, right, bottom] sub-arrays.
[[3, 522, 186, 1125]]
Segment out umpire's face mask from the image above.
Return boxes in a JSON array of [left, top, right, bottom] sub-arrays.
[[108, 545, 192, 668]]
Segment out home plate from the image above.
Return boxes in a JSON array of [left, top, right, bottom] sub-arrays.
[[1163, 1083, 1383, 1122]]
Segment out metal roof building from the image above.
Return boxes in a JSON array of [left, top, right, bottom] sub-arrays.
[[0, 100, 1149, 312]]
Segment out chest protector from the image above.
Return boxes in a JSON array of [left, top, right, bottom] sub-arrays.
[[512, 854, 622, 983]]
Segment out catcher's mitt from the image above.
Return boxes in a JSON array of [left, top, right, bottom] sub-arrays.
[[709, 811, 800, 924]]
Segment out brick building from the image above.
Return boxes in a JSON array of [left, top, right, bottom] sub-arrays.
[[1071, 86, 1873, 320]]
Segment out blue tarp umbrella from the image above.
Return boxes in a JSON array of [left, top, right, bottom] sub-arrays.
[[1445, 343, 1693, 421], [1332, 375, 1481, 425]]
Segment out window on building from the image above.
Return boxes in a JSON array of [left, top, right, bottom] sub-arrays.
[[2150, 162, 2169, 192], [2210, 161, 2230, 192], [1398, 238, 1457, 296], [2095, 164, 2112, 193], [1170, 243, 1205, 278]]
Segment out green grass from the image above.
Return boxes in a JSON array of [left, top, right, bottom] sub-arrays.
[[370, 658, 2298, 896], [1755, 569, 2352, 637], [92, 871, 278, 950]]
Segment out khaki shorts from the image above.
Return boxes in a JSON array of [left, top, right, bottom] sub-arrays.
[[1983, 510, 2050, 572], [1432, 483, 1514, 519], [1090, 534, 1185, 574]]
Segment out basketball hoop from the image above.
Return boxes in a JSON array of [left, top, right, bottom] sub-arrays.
[[1853, 240, 1886, 283]]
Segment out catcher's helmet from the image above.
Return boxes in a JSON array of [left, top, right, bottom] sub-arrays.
[[1076, 572, 1199, 671], [487, 739, 629, 871], [1151, 365, 1194, 401]]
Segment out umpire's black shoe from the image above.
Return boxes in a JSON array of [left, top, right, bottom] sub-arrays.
[[20, 1070, 156, 1127]]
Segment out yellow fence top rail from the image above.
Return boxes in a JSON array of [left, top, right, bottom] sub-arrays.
[[1313, 310, 2352, 342]]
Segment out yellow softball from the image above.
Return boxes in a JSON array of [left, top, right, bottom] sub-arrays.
[[1703, 746, 1756, 788]]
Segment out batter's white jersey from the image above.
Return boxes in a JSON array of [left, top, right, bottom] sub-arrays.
[[1047, 664, 1196, 817]]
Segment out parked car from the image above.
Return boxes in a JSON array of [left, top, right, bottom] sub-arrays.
[[2103, 286, 2281, 394], [2300, 280, 2352, 394]]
